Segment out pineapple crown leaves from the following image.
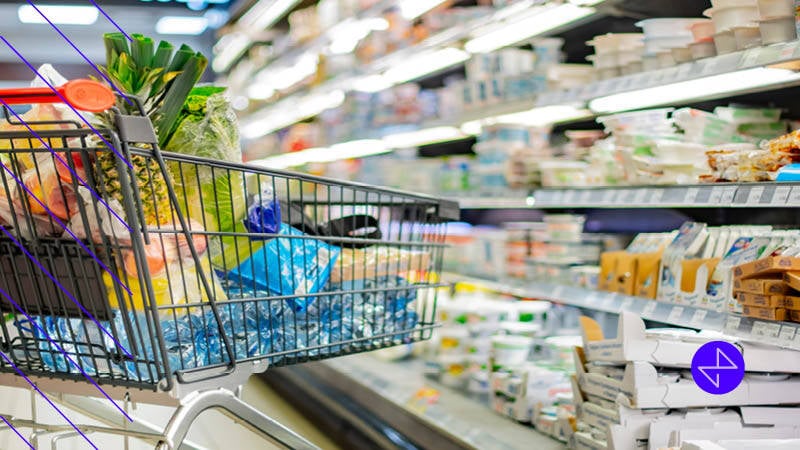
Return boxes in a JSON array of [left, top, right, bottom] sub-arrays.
[[101, 32, 208, 147]]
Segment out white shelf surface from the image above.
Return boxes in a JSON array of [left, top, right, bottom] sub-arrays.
[[323, 354, 565, 450], [447, 273, 800, 351]]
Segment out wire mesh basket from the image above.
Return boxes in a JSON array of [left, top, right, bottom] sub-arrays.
[[0, 83, 458, 391]]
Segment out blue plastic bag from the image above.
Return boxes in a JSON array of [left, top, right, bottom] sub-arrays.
[[227, 223, 340, 312]]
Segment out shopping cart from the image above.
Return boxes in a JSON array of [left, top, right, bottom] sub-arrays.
[[0, 81, 457, 449]]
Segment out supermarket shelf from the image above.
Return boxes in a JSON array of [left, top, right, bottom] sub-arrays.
[[315, 354, 565, 450], [455, 183, 800, 210], [447, 273, 726, 331], [447, 273, 800, 351]]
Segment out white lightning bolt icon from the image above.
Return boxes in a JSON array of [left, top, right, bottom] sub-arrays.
[[697, 348, 739, 389]]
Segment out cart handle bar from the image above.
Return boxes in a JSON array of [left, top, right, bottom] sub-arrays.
[[0, 79, 115, 113]]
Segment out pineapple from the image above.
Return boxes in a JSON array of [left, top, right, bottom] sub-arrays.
[[93, 33, 207, 226], [94, 150, 172, 225]]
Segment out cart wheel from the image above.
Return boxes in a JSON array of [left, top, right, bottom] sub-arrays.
[[155, 441, 171, 450]]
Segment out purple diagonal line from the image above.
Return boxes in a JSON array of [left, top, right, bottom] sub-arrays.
[[0, 98, 132, 233], [25, 1, 134, 107], [0, 415, 35, 450], [0, 351, 98, 450], [0, 284, 133, 422], [0, 161, 132, 300], [0, 224, 133, 360], [0, 36, 133, 170], [88, 0, 132, 42]]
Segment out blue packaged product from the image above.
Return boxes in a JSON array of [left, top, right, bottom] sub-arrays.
[[227, 223, 340, 312], [243, 188, 282, 236]]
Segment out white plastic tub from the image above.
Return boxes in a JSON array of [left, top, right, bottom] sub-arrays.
[[704, 6, 760, 31], [711, 0, 758, 7], [757, 0, 794, 18], [636, 18, 706, 38], [653, 140, 709, 164], [597, 67, 620, 80], [689, 40, 717, 59], [587, 33, 644, 54], [732, 25, 762, 48], [491, 335, 533, 367], [759, 16, 796, 44], [713, 29, 738, 53], [644, 35, 694, 55], [658, 50, 676, 68], [586, 52, 619, 69], [671, 46, 693, 63], [690, 20, 717, 40]]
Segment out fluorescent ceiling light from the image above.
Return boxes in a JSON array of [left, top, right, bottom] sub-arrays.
[[239, 0, 302, 31], [589, 67, 800, 113], [350, 75, 393, 93], [213, 32, 251, 72], [18, 4, 98, 25], [156, 16, 209, 35], [383, 48, 470, 84], [399, 0, 449, 20], [247, 83, 275, 100], [460, 105, 591, 134], [254, 53, 318, 92], [250, 140, 389, 168], [465, 3, 595, 54], [328, 18, 388, 55], [383, 126, 467, 149], [241, 89, 345, 139]]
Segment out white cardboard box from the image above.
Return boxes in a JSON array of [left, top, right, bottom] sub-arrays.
[[667, 408, 800, 448], [573, 430, 608, 450], [574, 347, 800, 409], [580, 312, 800, 373]]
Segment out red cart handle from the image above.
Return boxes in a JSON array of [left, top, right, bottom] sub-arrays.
[[0, 79, 115, 113]]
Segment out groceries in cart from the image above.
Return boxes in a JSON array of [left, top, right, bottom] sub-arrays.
[[0, 33, 447, 385]]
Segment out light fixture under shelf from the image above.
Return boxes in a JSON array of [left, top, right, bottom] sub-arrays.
[[589, 67, 800, 113], [18, 4, 98, 25], [460, 104, 592, 134], [382, 126, 468, 148], [241, 89, 346, 139], [250, 139, 389, 169], [383, 47, 471, 84], [465, 3, 596, 54], [238, 0, 302, 31]]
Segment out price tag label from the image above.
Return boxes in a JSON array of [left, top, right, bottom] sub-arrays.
[[602, 295, 617, 310], [779, 325, 796, 345], [642, 301, 658, 318], [578, 190, 592, 204], [667, 306, 685, 324], [616, 189, 631, 203], [701, 57, 720, 75], [684, 187, 700, 204], [586, 291, 601, 306], [650, 189, 664, 204], [734, 186, 751, 204], [746, 185, 765, 204], [773, 186, 792, 205], [690, 309, 708, 327], [621, 298, 635, 312], [765, 322, 782, 339], [563, 190, 576, 204], [675, 63, 693, 80], [725, 315, 742, 333], [712, 186, 737, 204], [752, 321, 769, 338], [632, 188, 649, 205], [787, 186, 800, 206], [601, 189, 616, 204], [780, 41, 798, 59], [740, 48, 761, 67]]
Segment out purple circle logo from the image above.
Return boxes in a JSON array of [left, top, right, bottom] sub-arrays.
[[691, 341, 745, 395]]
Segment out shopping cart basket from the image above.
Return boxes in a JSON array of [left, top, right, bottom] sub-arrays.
[[0, 81, 458, 449]]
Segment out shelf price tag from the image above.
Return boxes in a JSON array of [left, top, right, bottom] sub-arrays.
[[779, 325, 797, 346], [642, 301, 658, 318], [773, 186, 792, 205], [787, 186, 800, 206], [650, 189, 664, 204], [684, 187, 700, 204], [632, 188, 650, 205], [690, 309, 708, 328], [751, 321, 779, 339], [747, 185, 765, 204], [578, 190, 592, 204], [621, 298, 635, 312], [667, 306, 685, 324], [740, 48, 762, 67], [562, 190, 576, 204], [725, 315, 742, 333], [676, 63, 693, 80], [601, 189, 616, 204], [700, 57, 720, 75]]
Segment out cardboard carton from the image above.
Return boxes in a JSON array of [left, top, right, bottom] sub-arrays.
[[733, 256, 800, 280], [633, 251, 662, 299], [735, 291, 785, 308], [599, 251, 625, 292], [784, 271, 800, 292], [742, 305, 787, 321], [782, 295, 800, 310], [733, 276, 791, 295]]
